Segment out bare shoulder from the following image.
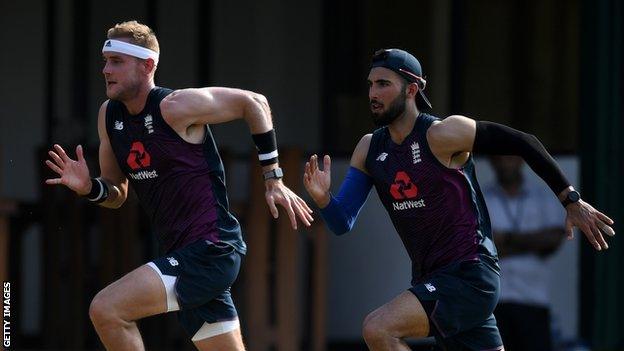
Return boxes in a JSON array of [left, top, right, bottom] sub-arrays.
[[354, 134, 372, 156], [97, 100, 111, 139], [160, 87, 246, 109], [159, 87, 240, 120], [97, 100, 111, 123], [426, 114, 477, 161], [161, 88, 194, 102], [428, 115, 475, 140], [160, 88, 203, 130], [160, 88, 191, 114], [350, 134, 373, 173], [98, 99, 110, 115], [428, 115, 476, 148]]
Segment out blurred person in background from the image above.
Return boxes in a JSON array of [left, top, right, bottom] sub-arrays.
[[484, 155, 565, 351], [44, 20, 312, 351]]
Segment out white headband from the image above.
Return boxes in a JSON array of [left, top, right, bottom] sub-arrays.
[[102, 39, 159, 65]]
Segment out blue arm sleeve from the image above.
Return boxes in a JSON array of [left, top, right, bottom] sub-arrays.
[[319, 166, 373, 235]]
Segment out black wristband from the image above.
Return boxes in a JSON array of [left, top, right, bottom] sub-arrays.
[[84, 177, 109, 203], [473, 121, 570, 195], [252, 129, 279, 166]]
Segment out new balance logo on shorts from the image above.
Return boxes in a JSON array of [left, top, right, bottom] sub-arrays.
[[424, 283, 436, 292], [167, 257, 179, 266]]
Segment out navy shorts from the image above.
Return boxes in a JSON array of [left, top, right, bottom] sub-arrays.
[[409, 256, 504, 350], [148, 240, 241, 341]]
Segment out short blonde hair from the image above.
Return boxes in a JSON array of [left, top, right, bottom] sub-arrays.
[[107, 20, 159, 53]]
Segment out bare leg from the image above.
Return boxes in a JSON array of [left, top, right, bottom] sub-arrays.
[[89, 265, 168, 351], [362, 291, 430, 351]]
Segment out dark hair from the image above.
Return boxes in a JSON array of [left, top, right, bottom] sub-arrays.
[[397, 76, 429, 109]]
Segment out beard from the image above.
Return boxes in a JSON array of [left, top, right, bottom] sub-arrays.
[[371, 91, 407, 127]]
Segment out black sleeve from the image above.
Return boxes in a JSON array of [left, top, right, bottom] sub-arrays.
[[473, 121, 570, 196]]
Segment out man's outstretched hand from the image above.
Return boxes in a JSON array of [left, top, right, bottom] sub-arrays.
[[45, 144, 92, 195], [565, 200, 615, 251], [264, 178, 314, 230]]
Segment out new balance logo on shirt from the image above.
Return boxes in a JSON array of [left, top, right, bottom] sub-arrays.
[[424, 283, 436, 292]]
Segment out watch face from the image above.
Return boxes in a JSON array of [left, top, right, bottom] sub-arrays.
[[568, 191, 580, 202], [263, 168, 283, 180]]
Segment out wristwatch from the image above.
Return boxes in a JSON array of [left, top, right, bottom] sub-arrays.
[[561, 190, 581, 207], [263, 167, 284, 181]]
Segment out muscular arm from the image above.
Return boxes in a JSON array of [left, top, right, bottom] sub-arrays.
[[428, 115, 614, 251], [427, 115, 570, 196], [161, 87, 313, 228], [426, 115, 477, 167], [96, 101, 128, 209], [160, 87, 273, 134], [160, 88, 275, 177], [494, 227, 565, 258]]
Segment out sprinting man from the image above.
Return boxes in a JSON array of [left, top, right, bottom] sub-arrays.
[[303, 48, 614, 350], [44, 20, 313, 350]]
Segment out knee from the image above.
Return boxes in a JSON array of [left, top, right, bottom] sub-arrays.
[[89, 292, 119, 329], [362, 311, 386, 344]]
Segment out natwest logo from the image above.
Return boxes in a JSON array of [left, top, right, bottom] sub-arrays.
[[392, 199, 426, 211], [390, 171, 426, 211], [127, 141, 151, 170], [129, 170, 158, 180], [389, 171, 418, 200]]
